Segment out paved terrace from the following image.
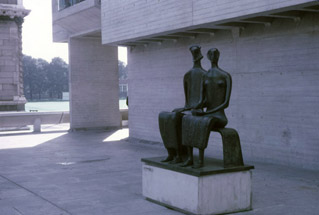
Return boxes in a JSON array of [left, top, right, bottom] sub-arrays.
[[0, 125, 318, 215]]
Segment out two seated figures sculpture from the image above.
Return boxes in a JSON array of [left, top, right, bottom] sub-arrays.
[[159, 45, 244, 168]]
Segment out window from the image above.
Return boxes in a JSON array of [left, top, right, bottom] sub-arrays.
[[58, 0, 85, 11], [119, 84, 128, 92]]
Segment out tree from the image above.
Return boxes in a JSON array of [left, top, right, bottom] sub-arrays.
[[23, 55, 69, 101], [23, 56, 127, 101], [34, 59, 49, 100], [118, 61, 128, 80], [23, 56, 37, 100], [47, 57, 69, 99]]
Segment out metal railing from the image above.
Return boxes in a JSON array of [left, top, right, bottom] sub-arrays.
[[58, 0, 85, 11]]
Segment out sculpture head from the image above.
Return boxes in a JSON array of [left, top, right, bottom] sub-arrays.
[[189, 45, 203, 62], [207, 48, 220, 64]]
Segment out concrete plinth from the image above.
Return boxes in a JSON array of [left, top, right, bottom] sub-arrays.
[[142, 157, 254, 215]]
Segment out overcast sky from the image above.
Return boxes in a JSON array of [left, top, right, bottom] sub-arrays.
[[22, 0, 127, 64]]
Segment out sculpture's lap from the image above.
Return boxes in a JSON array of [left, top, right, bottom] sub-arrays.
[[182, 115, 213, 150], [158, 111, 183, 149], [182, 115, 227, 150]]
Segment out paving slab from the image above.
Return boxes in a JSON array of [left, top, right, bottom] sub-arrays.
[[0, 127, 318, 215]]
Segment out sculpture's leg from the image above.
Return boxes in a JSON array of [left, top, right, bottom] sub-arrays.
[[161, 148, 175, 162], [159, 111, 183, 163], [170, 156, 183, 164], [193, 149, 204, 169], [217, 128, 244, 168], [170, 144, 183, 164], [170, 150, 183, 164], [180, 147, 193, 167], [170, 112, 184, 164]]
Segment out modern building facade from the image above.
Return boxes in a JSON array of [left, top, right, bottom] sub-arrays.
[[52, 0, 319, 170], [0, 0, 29, 111], [119, 79, 128, 99]]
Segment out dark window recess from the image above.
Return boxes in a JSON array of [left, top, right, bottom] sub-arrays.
[[58, 0, 85, 11], [0, 0, 18, 4]]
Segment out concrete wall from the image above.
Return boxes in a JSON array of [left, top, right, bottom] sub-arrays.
[[69, 37, 121, 130], [52, 0, 101, 43], [128, 13, 319, 170], [101, 0, 316, 44]]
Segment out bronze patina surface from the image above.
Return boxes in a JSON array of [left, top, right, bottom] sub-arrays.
[[142, 157, 253, 177], [158, 47, 245, 169], [158, 45, 206, 164]]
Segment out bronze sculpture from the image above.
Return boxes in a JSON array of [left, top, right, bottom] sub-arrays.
[[182, 48, 232, 168], [159, 46, 244, 169], [158, 45, 206, 164]]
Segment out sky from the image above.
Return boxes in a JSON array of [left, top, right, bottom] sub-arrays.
[[22, 0, 127, 64]]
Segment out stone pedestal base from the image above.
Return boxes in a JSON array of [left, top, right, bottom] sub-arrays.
[[142, 157, 254, 215]]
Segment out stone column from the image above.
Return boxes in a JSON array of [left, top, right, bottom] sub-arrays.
[[0, 1, 29, 111], [69, 37, 121, 130]]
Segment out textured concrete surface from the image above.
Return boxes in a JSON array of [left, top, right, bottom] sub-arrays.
[[101, 0, 317, 44], [128, 11, 319, 170], [143, 164, 252, 214], [52, 0, 101, 43], [52, 0, 319, 171], [0, 126, 318, 215], [69, 37, 121, 130]]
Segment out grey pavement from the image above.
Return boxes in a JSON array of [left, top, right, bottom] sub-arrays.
[[0, 125, 318, 215]]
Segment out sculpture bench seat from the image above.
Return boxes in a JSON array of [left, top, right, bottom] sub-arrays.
[[211, 127, 244, 168]]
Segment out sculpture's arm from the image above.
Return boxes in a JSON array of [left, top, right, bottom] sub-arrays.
[[193, 76, 205, 109], [173, 107, 187, 112], [193, 73, 232, 116], [173, 75, 189, 112]]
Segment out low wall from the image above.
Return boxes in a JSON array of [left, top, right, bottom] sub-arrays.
[[0, 111, 70, 132], [0, 109, 128, 132], [120, 109, 128, 120]]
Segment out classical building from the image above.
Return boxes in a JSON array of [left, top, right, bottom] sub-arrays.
[[52, 0, 319, 170], [0, 0, 29, 111]]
